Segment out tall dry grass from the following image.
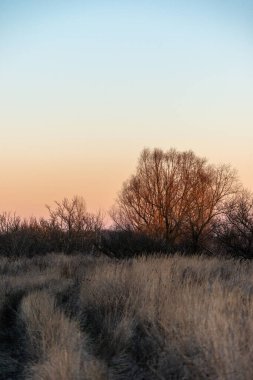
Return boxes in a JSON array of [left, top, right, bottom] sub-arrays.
[[0, 253, 253, 379]]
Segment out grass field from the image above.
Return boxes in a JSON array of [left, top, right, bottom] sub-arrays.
[[0, 253, 253, 379]]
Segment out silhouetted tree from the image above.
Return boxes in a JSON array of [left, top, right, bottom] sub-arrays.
[[215, 191, 253, 259], [46, 196, 103, 253]]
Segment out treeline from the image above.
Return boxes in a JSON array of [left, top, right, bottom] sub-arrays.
[[0, 197, 103, 257], [1, 147, 253, 259]]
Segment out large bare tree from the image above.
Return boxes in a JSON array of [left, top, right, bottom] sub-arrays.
[[111, 148, 238, 251]]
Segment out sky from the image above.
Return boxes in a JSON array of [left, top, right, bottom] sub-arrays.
[[0, 0, 253, 218]]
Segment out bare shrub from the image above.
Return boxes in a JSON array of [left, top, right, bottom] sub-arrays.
[[215, 191, 253, 259], [97, 229, 168, 258], [0, 196, 103, 257]]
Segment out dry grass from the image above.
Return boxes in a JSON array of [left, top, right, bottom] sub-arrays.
[[21, 291, 106, 380], [0, 252, 253, 379]]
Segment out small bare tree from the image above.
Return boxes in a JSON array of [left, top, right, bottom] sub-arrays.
[[46, 196, 103, 253]]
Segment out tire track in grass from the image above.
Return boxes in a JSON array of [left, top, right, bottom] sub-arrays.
[[19, 290, 107, 380], [0, 290, 29, 380]]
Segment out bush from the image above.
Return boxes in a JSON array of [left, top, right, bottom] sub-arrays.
[[0, 196, 103, 257], [215, 191, 253, 259], [97, 229, 169, 258]]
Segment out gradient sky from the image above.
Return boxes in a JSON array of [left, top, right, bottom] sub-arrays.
[[0, 0, 253, 218]]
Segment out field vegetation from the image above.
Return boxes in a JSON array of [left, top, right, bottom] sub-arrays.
[[1, 252, 253, 379], [1, 147, 253, 379], [0, 148, 252, 260]]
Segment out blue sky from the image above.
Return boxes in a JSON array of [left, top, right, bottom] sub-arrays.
[[0, 0, 252, 216]]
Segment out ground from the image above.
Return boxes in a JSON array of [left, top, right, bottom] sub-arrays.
[[0, 253, 252, 379]]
